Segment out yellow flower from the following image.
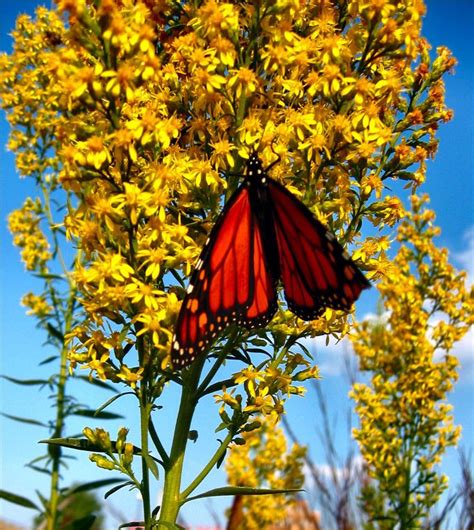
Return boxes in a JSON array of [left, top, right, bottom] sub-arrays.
[[117, 365, 144, 388], [124, 279, 164, 310], [136, 247, 166, 280], [234, 366, 266, 398], [228, 67, 258, 99], [209, 138, 235, 169], [111, 183, 153, 226], [84, 351, 111, 381]]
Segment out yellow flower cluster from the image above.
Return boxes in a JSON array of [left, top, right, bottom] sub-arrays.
[[84, 426, 135, 476], [21, 292, 53, 319], [350, 195, 473, 522], [215, 354, 319, 425], [225, 415, 306, 528], [0, 0, 456, 388], [8, 198, 52, 273]]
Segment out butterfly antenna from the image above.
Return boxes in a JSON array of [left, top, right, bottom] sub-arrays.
[[265, 143, 281, 172]]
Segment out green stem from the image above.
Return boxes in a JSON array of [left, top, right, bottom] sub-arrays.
[[139, 389, 152, 529], [46, 291, 76, 530], [181, 430, 234, 500], [399, 437, 415, 529], [159, 358, 205, 524], [136, 331, 152, 528]]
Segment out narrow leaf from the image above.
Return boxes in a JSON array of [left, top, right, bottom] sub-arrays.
[[76, 375, 118, 392], [0, 490, 40, 511], [46, 323, 64, 341], [33, 272, 64, 281], [26, 464, 52, 477], [104, 480, 134, 499], [39, 355, 59, 365], [1, 413, 47, 427], [183, 486, 303, 504], [143, 451, 159, 480], [69, 478, 124, 495], [42, 437, 144, 458], [73, 409, 124, 420], [95, 392, 135, 415], [297, 342, 314, 360], [1, 375, 49, 386]]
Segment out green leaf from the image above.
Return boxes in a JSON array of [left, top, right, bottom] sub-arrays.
[[1, 412, 47, 427], [143, 451, 159, 480], [1, 375, 49, 386], [33, 272, 65, 281], [42, 437, 145, 458], [216, 447, 227, 469], [76, 375, 119, 392], [95, 392, 135, 415], [104, 480, 134, 499], [39, 355, 59, 365], [46, 322, 64, 341], [41, 437, 101, 453], [26, 464, 52, 477], [73, 409, 124, 420], [297, 342, 313, 360], [68, 478, 124, 495], [62, 515, 96, 530], [0, 490, 40, 511], [183, 486, 303, 504], [249, 338, 268, 346]]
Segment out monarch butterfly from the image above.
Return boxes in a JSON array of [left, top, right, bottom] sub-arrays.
[[171, 153, 370, 368]]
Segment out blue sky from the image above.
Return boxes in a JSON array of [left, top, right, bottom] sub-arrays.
[[1, 2, 473, 529]]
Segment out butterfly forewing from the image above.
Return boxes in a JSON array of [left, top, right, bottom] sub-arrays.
[[268, 179, 370, 319], [172, 185, 277, 368]]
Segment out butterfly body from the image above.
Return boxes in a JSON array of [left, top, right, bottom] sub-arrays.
[[172, 154, 370, 368]]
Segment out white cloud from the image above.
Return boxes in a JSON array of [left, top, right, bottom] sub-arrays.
[[439, 326, 474, 385], [310, 335, 353, 377], [303, 454, 365, 486], [307, 312, 390, 377], [454, 226, 474, 285]]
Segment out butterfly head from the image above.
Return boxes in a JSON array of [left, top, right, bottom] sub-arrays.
[[246, 153, 265, 185]]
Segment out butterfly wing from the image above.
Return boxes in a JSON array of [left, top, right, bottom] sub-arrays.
[[171, 185, 277, 368], [267, 178, 370, 319]]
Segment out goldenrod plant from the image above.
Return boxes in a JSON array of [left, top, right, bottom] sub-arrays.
[[0, 1, 460, 527], [351, 195, 473, 528], [225, 415, 307, 529], [0, 12, 122, 529]]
